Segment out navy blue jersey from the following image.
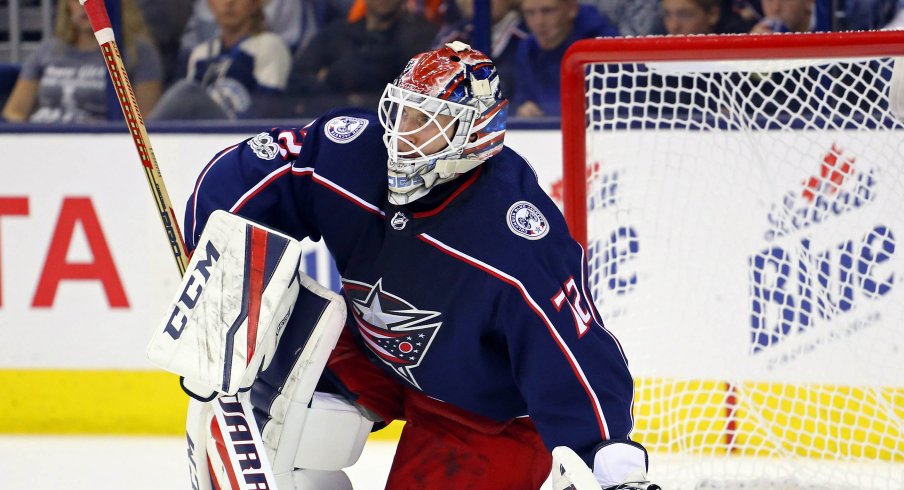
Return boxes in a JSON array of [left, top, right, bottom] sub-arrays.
[[185, 108, 636, 464]]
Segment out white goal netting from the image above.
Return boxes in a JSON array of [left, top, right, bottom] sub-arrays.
[[566, 33, 904, 490]]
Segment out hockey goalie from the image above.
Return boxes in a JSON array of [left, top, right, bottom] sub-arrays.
[[145, 213, 656, 490], [146, 41, 660, 490]]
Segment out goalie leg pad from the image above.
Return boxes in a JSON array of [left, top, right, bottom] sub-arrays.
[[188, 392, 369, 490], [290, 469, 353, 490], [291, 391, 373, 471], [550, 445, 602, 490], [196, 395, 279, 490], [551, 441, 659, 490], [186, 399, 213, 490], [246, 275, 354, 473]]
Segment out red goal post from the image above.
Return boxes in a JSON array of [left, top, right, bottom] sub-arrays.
[[560, 31, 904, 490]]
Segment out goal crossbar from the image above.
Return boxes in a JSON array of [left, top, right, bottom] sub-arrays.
[[562, 31, 904, 247]]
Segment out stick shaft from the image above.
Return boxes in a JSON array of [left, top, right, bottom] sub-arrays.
[[80, 0, 189, 275]]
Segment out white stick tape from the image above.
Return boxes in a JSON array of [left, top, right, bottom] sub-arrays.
[[94, 27, 115, 45]]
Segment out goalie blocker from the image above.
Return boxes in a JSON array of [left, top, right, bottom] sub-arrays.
[[147, 211, 372, 489]]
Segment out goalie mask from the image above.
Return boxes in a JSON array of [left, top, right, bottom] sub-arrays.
[[379, 41, 508, 205]]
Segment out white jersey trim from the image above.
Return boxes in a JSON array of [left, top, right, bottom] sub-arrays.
[[229, 163, 294, 214], [312, 173, 385, 217]]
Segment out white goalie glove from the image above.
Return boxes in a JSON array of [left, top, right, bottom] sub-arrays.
[[148, 211, 372, 490], [147, 209, 306, 399], [550, 441, 661, 490]]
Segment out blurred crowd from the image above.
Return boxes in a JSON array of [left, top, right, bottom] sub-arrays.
[[1, 0, 902, 123]]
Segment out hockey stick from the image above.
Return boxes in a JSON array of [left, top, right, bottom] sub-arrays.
[[78, 0, 188, 275], [79, 1, 279, 487]]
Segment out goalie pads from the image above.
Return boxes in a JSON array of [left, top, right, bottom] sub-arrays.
[[550, 442, 660, 490], [249, 276, 371, 482], [147, 210, 306, 399], [188, 392, 371, 490], [550, 446, 604, 490], [186, 281, 368, 489], [158, 211, 362, 489]]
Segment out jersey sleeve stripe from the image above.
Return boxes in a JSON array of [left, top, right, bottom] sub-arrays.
[[229, 164, 293, 214], [311, 173, 386, 217], [417, 233, 612, 440], [190, 143, 241, 248]]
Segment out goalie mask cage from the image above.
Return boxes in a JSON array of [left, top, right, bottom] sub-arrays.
[[561, 31, 904, 490]]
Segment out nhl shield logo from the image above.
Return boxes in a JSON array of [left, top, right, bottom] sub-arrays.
[[325, 116, 368, 144], [507, 201, 549, 240], [391, 212, 409, 230]]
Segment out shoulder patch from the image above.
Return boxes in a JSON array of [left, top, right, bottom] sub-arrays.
[[324, 116, 369, 144], [507, 201, 549, 240], [247, 132, 279, 160]]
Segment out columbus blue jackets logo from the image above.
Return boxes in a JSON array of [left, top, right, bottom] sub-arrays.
[[343, 279, 441, 389], [325, 116, 368, 144], [247, 132, 280, 160], [507, 201, 549, 240]]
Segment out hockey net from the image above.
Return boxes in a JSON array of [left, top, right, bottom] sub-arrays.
[[561, 31, 904, 490]]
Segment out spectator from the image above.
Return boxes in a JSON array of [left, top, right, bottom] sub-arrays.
[[661, 0, 754, 35], [732, 0, 764, 24], [135, 0, 193, 85], [843, 0, 898, 30], [286, 0, 438, 116], [179, 0, 315, 57], [433, 0, 528, 99], [582, 0, 663, 36], [513, 0, 618, 117], [886, 0, 904, 28], [750, 0, 814, 33], [1, 0, 162, 123], [347, 0, 447, 23], [150, 0, 292, 120]]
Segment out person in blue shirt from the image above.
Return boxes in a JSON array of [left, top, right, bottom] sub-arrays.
[[185, 41, 658, 489], [149, 0, 291, 120], [660, 0, 755, 35], [513, 0, 619, 117], [432, 0, 529, 101]]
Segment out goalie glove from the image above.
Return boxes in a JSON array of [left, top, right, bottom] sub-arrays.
[[550, 442, 661, 490]]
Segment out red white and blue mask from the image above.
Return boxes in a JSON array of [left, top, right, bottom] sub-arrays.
[[379, 42, 508, 204]]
